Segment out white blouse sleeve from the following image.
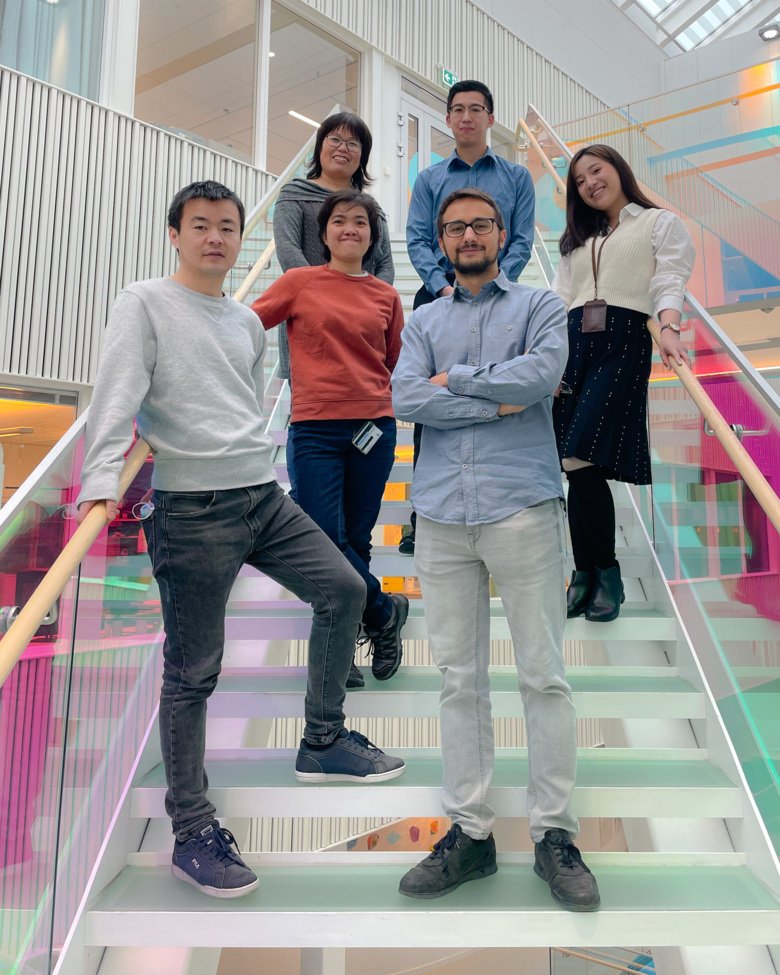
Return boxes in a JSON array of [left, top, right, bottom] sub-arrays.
[[650, 210, 696, 318], [552, 254, 574, 310]]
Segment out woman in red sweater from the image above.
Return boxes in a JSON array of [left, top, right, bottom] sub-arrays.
[[252, 190, 407, 685]]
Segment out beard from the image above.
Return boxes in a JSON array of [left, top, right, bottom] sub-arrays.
[[451, 250, 495, 276]]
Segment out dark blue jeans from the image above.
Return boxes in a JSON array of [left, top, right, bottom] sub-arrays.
[[144, 481, 365, 839], [291, 417, 396, 630]]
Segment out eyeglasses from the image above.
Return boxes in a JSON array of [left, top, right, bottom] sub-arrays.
[[441, 217, 499, 238], [448, 104, 489, 117], [325, 134, 361, 153]]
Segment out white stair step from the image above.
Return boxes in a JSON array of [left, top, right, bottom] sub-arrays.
[[131, 748, 741, 820], [209, 666, 703, 719], [86, 860, 780, 949], [223, 603, 676, 642]]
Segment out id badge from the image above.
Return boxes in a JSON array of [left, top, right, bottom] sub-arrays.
[[581, 299, 607, 333], [352, 421, 383, 455]]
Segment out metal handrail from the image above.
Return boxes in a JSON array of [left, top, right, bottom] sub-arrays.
[[519, 106, 780, 536], [0, 437, 150, 686]]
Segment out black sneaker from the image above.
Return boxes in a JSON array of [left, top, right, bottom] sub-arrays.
[[398, 530, 415, 555], [295, 728, 406, 782], [398, 823, 497, 899], [359, 593, 408, 681], [534, 829, 600, 912], [172, 822, 259, 898], [346, 658, 364, 689]]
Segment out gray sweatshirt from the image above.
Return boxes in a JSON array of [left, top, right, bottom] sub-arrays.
[[78, 277, 275, 504], [272, 179, 395, 380]]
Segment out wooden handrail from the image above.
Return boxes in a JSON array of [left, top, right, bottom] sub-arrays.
[[0, 437, 151, 687], [234, 239, 276, 304], [646, 320, 780, 536]]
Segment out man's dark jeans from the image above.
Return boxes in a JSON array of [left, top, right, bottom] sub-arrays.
[[144, 481, 365, 840], [291, 417, 396, 630]]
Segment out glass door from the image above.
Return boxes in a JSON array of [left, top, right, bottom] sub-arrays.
[[398, 92, 454, 225]]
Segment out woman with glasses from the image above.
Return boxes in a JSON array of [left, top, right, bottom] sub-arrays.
[[553, 144, 694, 623], [255, 190, 407, 688], [274, 112, 394, 292]]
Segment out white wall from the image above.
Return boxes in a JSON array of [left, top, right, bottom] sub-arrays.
[[471, 0, 665, 107]]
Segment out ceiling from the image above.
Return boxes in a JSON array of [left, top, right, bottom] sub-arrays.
[[609, 0, 780, 53]]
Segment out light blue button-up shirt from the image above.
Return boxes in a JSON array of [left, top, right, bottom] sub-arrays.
[[406, 148, 535, 297], [391, 271, 567, 526]]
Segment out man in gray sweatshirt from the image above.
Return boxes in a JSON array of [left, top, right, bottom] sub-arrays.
[[77, 181, 405, 900]]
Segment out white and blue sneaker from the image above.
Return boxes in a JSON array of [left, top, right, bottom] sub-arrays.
[[172, 822, 259, 898]]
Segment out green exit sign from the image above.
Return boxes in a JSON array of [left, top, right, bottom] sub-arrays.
[[441, 68, 459, 88]]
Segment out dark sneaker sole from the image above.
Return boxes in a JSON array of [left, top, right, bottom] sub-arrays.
[[172, 864, 259, 899], [533, 862, 601, 912], [295, 763, 406, 784], [399, 861, 497, 899], [372, 596, 409, 682]]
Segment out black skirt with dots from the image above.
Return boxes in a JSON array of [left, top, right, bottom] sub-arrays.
[[553, 304, 652, 485]]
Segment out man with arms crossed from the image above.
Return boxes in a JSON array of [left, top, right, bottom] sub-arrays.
[[77, 181, 404, 900], [392, 188, 599, 911], [401, 79, 535, 553]]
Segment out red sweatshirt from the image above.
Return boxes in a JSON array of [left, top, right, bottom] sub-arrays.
[[252, 265, 404, 422]]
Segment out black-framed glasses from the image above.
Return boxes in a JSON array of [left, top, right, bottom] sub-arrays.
[[448, 105, 489, 117], [441, 218, 499, 238], [325, 134, 361, 153]]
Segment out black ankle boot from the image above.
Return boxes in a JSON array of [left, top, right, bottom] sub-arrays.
[[585, 565, 624, 622], [566, 570, 594, 618]]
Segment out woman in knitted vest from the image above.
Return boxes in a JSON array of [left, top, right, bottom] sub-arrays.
[[553, 144, 695, 622]]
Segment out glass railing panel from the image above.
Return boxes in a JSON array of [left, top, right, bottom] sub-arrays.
[[640, 299, 780, 850], [549, 61, 780, 330], [0, 429, 163, 972]]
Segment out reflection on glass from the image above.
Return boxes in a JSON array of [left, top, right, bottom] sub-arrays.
[[430, 126, 455, 167], [407, 114, 419, 202], [0, 433, 163, 971], [267, 2, 359, 175], [135, 0, 257, 162], [0, 0, 105, 100], [641, 300, 780, 850]]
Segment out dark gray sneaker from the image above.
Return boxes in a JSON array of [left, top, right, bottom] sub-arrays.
[[295, 729, 406, 783], [172, 822, 259, 898], [359, 593, 408, 681], [534, 829, 600, 912], [399, 823, 497, 899]]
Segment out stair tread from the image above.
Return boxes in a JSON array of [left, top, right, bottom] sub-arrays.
[[86, 863, 780, 949], [135, 750, 734, 790], [208, 669, 703, 719]]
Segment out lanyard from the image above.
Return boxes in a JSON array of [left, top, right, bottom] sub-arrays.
[[590, 225, 617, 300]]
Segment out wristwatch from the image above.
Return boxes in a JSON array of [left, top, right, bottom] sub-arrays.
[[659, 322, 681, 334]]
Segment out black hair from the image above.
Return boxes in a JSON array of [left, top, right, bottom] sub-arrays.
[[317, 189, 380, 264], [167, 181, 245, 235], [559, 145, 657, 256], [446, 80, 494, 115], [306, 112, 374, 192], [436, 187, 505, 237]]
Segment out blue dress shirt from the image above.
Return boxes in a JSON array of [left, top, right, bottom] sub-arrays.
[[391, 272, 567, 526], [406, 148, 535, 297]]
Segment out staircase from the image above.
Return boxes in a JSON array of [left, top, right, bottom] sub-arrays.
[[50, 415, 780, 975]]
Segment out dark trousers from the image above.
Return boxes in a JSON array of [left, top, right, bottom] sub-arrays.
[[145, 482, 365, 839], [291, 417, 397, 629]]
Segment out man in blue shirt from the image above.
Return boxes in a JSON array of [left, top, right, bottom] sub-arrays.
[[392, 188, 600, 912], [400, 79, 535, 553]]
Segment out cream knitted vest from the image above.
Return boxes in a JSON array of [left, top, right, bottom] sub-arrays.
[[566, 207, 661, 315]]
